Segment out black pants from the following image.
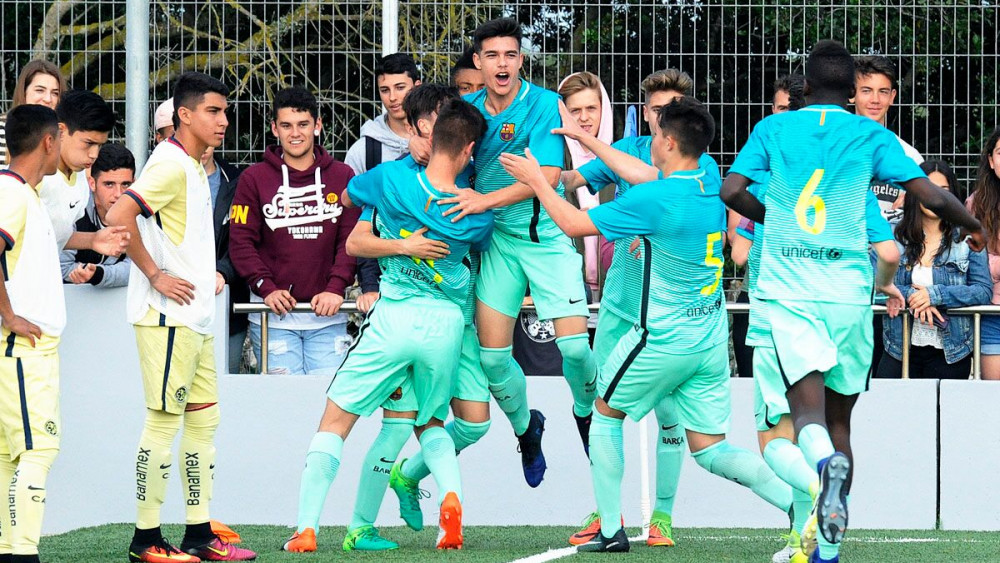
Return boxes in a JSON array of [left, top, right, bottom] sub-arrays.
[[875, 346, 972, 379], [732, 290, 753, 378]]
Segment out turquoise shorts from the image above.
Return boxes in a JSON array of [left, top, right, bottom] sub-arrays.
[[382, 324, 490, 412], [599, 326, 731, 435], [766, 299, 873, 397], [593, 306, 635, 366], [477, 229, 589, 320], [752, 345, 788, 432], [328, 296, 463, 426]]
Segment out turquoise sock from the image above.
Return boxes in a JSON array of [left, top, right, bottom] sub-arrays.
[[589, 412, 625, 538], [818, 532, 840, 559], [403, 418, 490, 482], [297, 432, 343, 533], [653, 398, 684, 515], [797, 424, 835, 468], [763, 437, 818, 495], [791, 488, 812, 533], [555, 334, 597, 418], [693, 440, 792, 513], [419, 426, 463, 504], [481, 346, 531, 435], [349, 418, 414, 531]]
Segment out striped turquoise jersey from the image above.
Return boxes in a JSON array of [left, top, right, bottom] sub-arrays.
[[465, 80, 566, 241], [730, 105, 924, 305], [347, 160, 494, 312], [578, 135, 720, 324], [588, 167, 727, 353]]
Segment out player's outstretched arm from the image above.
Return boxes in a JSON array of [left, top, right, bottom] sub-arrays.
[[720, 173, 766, 224], [346, 220, 449, 260], [439, 172, 556, 222], [871, 239, 905, 317], [561, 169, 588, 190], [904, 177, 985, 249], [501, 148, 599, 238], [106, 195, 195, 305], [552, 101, 658, 187], [64, 227, 130, 256]]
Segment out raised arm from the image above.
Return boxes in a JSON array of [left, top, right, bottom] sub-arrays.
[[500, 149, 599, 238], [720, 173, 766, 224]]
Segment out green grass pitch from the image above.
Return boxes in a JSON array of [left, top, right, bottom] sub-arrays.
[[40, 524, 1000, 562]]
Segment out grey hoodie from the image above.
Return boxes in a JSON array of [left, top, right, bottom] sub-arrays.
[[344, 113, 410, 175]]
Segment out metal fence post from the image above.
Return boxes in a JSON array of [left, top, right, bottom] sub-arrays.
[[125, 0, 150, 172], [260, 313, 269, 375], [901, 311, 910, 379], [382, 0, 399, 56], [974, 313, 982, 379]]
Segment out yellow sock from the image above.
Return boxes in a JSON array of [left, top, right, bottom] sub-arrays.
[[136, 409, 183, 530], [0, 453, 16, 554], [180, 405, 219, 525], [10, 448, 58, 555]]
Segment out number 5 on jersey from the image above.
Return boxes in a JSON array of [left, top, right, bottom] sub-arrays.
[[795, 169, 826, 235], [702, 231, 723, 296]]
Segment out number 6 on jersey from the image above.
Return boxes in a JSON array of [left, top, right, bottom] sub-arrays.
[[795, 168, 827, 235]]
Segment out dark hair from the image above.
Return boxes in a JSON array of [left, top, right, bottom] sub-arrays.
[[5, 104, 59, 159], [432, 99, 486, 157], [403, 84, 460, 130], [805, 40, 856, 101], [897, 160, 961, 265], [273, 87, 318, 120], [657, 97, 715, 158], [452, 46, 478, 78], [11, 59, 67, 109], [56, 89, 116, 134], [376, 53, 420, 82], [172, 72, 229, 127], [473, 18, 522, 53], [91, 143, 136, 181], [855, 55, 898, 90], [773, 73, 807, 110], [971, 127, 1000, 254]]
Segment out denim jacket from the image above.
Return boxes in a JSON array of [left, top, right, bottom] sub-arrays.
[[882, 235, 994, 363]]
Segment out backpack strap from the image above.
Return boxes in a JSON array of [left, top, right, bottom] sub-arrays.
[[365, 136, 383, 172]]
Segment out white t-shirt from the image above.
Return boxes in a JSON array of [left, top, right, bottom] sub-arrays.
[[870, 135, 923, 223], [38, 168, 90, 250], [910, 263, 944, 349]]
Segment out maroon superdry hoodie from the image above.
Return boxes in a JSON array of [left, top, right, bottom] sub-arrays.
[[229, 145, 360, 301]]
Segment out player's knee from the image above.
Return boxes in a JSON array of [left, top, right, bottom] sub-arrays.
[[183, 403, 220, 435], [453, 417, 491, 446], [17, 447, 58, 473], [480, 345, 514, 381], [555, 334, 592, 365], [145, 408, 184, 441]]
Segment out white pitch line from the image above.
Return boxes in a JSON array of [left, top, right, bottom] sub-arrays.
[[507, 535, 646, 563]]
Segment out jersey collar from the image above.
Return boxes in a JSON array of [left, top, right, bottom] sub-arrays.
[[0, 169, 27, 184], [801, 105, 850, 115], [166, 136, 190, 156]]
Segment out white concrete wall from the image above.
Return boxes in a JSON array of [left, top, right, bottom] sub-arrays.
[[42, 286, 946, 533]]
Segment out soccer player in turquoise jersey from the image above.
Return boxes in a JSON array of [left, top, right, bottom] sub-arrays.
[[558, 68, 712, 548], [282, 99, 493, 553], [323, 85, 491, 551], [440, 17, 596, 487], [504, 97, 795, 553], [735, 180, 900, 563], [722, 40, 984, 563]]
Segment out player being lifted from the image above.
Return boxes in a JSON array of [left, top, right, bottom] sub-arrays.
[[721, 40, 983, 563], [107, 72, 256, 562], [282, 98, 493, 553], [504, 97, 794, 553], [558, 68, 713, 547], [0, 105, 63, 563], [441, 17, 596, 487]]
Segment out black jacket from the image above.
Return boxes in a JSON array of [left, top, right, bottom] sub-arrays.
[[213, 158, 250, 335]]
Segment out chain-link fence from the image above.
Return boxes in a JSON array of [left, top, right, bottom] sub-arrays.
[[3, 0, 998, 281]]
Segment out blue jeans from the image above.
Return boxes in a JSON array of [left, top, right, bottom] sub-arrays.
[[249, 322, 352, 375]]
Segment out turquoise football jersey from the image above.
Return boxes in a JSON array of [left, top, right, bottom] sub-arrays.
[[730, 105, 924, 305], [346, 160, 494, 310], [588, 167, 728, 353], [741, 181, 892, 344], [465, 80, 566, 241], [578, 134, 721, 324], [348, 154, 473, 207]]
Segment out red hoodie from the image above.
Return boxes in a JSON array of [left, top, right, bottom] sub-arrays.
[[229, 145, 360, 300]]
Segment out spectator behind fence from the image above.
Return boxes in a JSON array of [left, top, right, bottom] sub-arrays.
[[153, 98, 175, 144], [344, 53, 422, 311], [0, 59, 67, 166], [452, 46, 485, 96], [230, 87, 360, 375], [967, 126, 1000, 380], [558, 71, 613, 294], [878, 160, 992, 380], [59, 143, 135, 287]]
